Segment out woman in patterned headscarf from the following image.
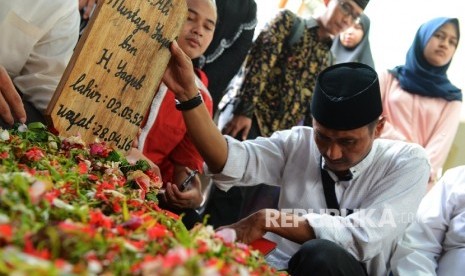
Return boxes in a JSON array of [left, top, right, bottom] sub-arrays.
[[380, 17, 461, 188]]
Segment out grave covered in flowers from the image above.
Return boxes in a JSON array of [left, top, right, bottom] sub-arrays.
[[0, 123, 284, 275]]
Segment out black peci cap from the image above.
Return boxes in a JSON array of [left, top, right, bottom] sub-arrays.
[[311, 62, 382, 130], [353, 0, 369, 9]]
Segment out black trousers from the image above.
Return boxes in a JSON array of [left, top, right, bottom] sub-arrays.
[[288, 239, 368, 276]]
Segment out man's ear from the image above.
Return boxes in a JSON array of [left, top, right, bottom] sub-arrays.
[[374, 117, 386, 138]]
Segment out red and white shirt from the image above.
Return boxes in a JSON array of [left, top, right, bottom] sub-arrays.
[[138, 70, 213, 184]]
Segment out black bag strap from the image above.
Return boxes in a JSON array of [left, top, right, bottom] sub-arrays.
[[286, 16, 304, 49], [286, 14, 318, 49]]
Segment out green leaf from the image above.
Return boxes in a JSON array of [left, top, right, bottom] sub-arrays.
[[27, 122, 46, 130]]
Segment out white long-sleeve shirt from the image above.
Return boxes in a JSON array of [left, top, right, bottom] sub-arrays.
[[391, 165, 465, 276], [0, 0, 80, 113], [207, 126, 430, 276]]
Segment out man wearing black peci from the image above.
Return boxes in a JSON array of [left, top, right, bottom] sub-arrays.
[[162, 42, 430, 275]]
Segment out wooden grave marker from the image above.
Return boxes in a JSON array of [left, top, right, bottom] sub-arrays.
[[46, 0, 187, 152]]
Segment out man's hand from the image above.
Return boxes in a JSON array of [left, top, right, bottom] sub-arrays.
[[221, 115, 252, 141], [126, 147, 156, 167], [0, 65, 26, 125], [162, 41, 198, 101], [131, 128, 141, 148], [79, 0, 97, 19], [125, 147, 163, 187], [162, 167, 203, 209], [218, 209, 315, 245], [217, 211, 267, 244]]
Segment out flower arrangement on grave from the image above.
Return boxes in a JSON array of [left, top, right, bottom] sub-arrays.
[[0, 123, 285, 275]]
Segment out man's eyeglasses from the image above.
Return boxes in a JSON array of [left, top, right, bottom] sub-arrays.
[[338, 0, 361, 24]]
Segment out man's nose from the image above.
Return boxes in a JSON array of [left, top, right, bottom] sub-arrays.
[[326, 143, 343, 160], [191, 25, 203, 37]]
